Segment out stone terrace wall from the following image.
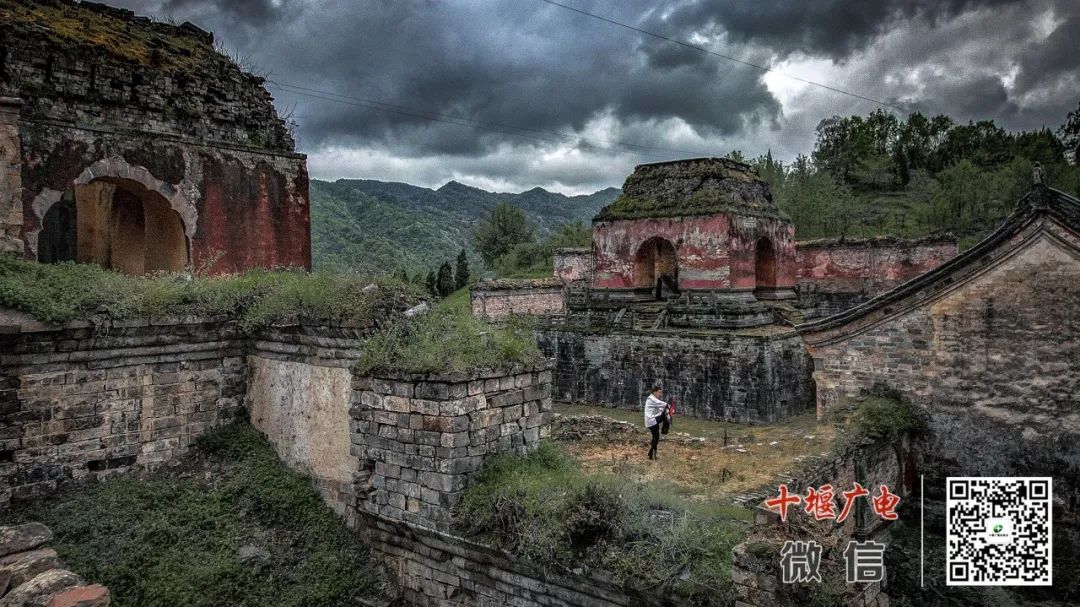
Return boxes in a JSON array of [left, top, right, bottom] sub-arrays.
[[0, 315, 245, 506], [537, 326, 814, 423], [470, 278, 564, 321], [360, 512, 659, 607], [351, 366, 552, 532], [245, 321, 374, 517]]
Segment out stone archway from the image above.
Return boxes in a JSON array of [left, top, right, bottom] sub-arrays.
[[29, 156, 199, 264], [754, 236, 777, 289], [36, 177, 188, 274], [633, 237, 678, 292]]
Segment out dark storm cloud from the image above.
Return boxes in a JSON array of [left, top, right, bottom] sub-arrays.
[[651, 0, 1028, 59], [114, 0, 780, 155], [106, 0, 1080, 192]]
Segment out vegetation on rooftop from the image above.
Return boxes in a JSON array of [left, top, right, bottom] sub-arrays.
[[456, 442, 752, 604], [4, 424, 386, 607], [0, 255, 423, 329], [0, 0, 217, 72]]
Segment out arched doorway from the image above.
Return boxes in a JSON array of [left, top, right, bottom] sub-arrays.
[[37, 178, 188, 274], [634, 237, 679, 297], [754, 236, 777, 289]]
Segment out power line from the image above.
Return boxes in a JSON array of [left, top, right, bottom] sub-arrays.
[[267, 79, 722, 159], [535, 0, 908, 113]]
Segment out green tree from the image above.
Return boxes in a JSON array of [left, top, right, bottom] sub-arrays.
[[425, 270, 437, 296], [473, 202, 534, 266], [454, 249, 470, 290], [495, 222, 591, 278], [436, 262, 454, 297]]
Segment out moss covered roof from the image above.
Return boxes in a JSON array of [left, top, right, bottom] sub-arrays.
[[0, 0, 220, 72], [595, 157, 784, 222]]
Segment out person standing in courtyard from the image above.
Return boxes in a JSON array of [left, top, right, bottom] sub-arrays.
[[644, 385, 668, 460]]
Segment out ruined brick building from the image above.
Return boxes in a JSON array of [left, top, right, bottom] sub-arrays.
[[0, 0, 310, 275], [476, 157, 960, 424], [590, 157, 798, 301]]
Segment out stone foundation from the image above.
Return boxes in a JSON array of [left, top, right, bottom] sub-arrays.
[[537, 326, 814, 423], [0, 315, 246, 505]]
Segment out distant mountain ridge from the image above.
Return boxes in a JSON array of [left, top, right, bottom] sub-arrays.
[[310, 178, 619, 274]]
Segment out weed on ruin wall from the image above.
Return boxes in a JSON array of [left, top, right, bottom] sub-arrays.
[[355, 287, 544, 374], [0, 255, 424, 328], [456, 442, 752, 604], [4, 423, 388, 607]]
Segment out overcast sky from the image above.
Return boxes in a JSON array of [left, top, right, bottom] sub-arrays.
[[115, 0, 1079, 194]]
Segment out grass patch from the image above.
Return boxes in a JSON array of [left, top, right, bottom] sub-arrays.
[[456, 442, 751, 604], [827, 394, 926, 454], [4, 424, 385, 607], [0, 255, 423, 329], [355, 291, 543, 375]]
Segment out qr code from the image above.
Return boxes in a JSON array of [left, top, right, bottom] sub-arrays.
[[947, 477, 1052, 586]]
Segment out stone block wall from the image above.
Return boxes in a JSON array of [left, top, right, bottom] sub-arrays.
[[359, 512, 656, 607], [245, 321, 375, 517], [350, 366, 553, 531], [0, 315, 246, 506], [537, 326, 814, 423], [470, 278, 565, 321]]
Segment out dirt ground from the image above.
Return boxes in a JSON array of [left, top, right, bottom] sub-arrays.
[[556, 403, 838, 501]]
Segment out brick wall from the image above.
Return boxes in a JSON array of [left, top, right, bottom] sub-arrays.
[[796, 236, 957, 315], [0, 98, 22, 255], [0, 316, 246, 505], [470, 279, 565, 320], [591, 214, 797, 291], [537, 326, 814, 423]]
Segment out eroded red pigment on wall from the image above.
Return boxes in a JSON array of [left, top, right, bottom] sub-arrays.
[[591, 215, 796, 291], [193, 156, 311, 274], [795, 240, 957, 295]]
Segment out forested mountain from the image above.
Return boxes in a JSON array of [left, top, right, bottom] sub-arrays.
[[310, 179, 618, 273], [313, 103, 1080, 275]]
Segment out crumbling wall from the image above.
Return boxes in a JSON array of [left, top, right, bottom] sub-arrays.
[[0, 98, 23, 255], [536, 326, 814, 423], [0, 1, 311, 273], [470, 278, 564, 320], [796, 236, 957, 315], [553, 247, 593, 282], [0, 315, 246, 505]]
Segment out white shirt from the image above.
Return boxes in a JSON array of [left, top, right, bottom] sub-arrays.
[[644, 394, 667, 427]]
